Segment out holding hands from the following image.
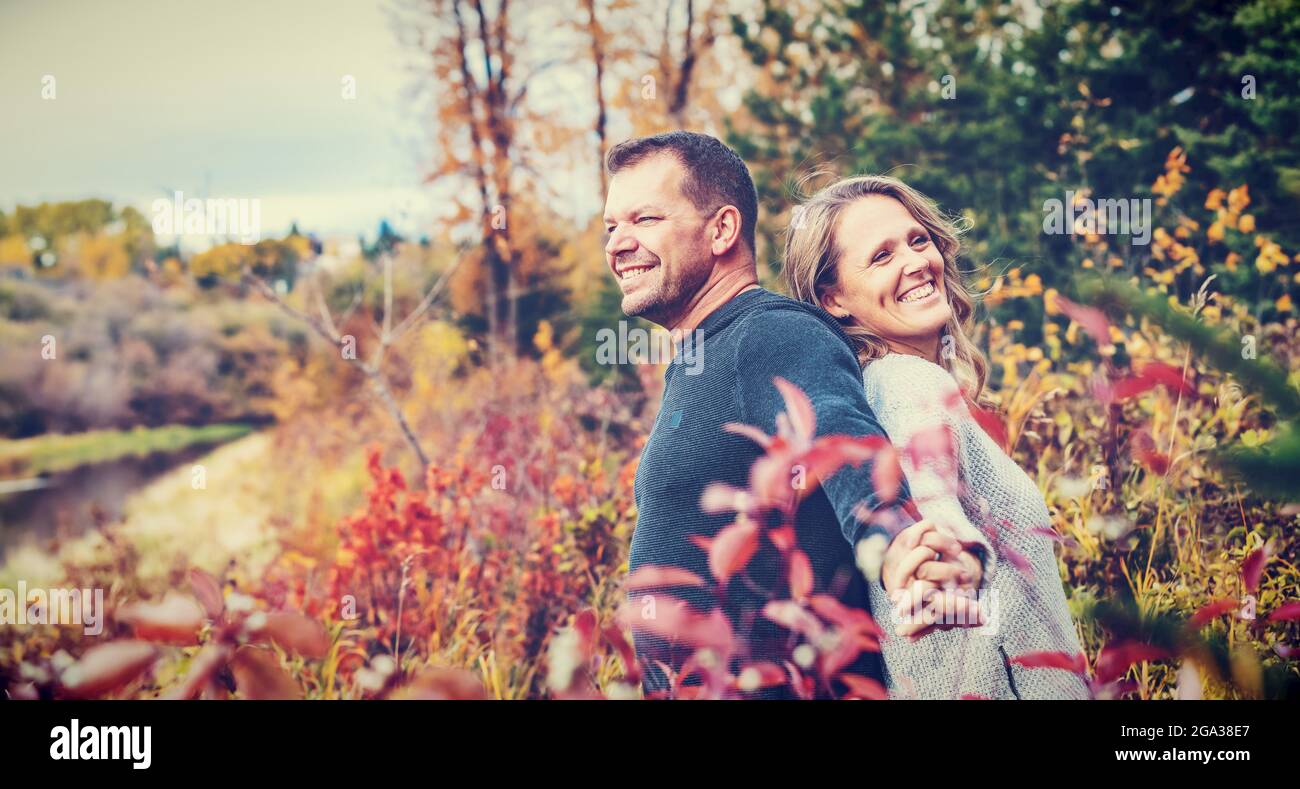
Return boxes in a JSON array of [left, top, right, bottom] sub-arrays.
[[880, 519, 987, 641]]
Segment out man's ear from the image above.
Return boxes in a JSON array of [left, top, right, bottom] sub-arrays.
[[819, 287, 850, 319], [709, 205, 742, 256]]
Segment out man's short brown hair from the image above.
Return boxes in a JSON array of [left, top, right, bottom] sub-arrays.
[[606, 131, 758, 256]]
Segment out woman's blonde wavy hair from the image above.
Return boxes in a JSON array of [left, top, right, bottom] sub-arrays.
[[781, 174, 990, 403]]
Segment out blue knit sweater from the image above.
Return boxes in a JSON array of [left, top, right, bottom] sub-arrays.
[[628, 287, 914, 699]]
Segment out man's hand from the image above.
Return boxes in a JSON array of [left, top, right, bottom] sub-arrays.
[[881, 520, 985, 640]]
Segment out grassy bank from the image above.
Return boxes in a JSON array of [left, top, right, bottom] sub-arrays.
[[0, 423, 255, 479]]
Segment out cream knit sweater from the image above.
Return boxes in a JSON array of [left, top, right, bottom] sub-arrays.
[[862, 353, 1090, 700]]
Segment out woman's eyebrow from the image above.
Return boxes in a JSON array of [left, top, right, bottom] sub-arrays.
[[863, 236, 893, 263]]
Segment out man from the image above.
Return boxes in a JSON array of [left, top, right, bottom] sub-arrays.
[[603, 131, 987, 699]]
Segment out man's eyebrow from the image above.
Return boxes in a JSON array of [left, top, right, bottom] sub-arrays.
[[605, 204, 663, 224]]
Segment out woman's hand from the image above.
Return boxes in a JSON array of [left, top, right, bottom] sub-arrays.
[[881, 519, 985, 640]]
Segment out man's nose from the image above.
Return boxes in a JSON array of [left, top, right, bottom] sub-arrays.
[[605, 224, 636, 257]]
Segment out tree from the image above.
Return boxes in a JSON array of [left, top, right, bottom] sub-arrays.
[[728, 0, 1300, 310]]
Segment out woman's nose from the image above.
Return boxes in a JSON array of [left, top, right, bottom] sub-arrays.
[[901, 248, 930, 275]]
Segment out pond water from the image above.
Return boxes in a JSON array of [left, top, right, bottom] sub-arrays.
[[0, 442, 224, 560]]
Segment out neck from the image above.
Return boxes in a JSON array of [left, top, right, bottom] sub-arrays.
[[664, 262, 759, 336], [885, 334, 941, 364]]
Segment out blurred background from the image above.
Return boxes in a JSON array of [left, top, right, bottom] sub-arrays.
[[1, 0, 1297, 699]]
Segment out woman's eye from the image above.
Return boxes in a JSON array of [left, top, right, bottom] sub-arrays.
[[872, 250, 890, 264], [912, 235, 929, 246]]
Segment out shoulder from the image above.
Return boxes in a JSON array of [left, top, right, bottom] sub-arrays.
[[862, 354, 966, 412], [730, 293, 858, 363]]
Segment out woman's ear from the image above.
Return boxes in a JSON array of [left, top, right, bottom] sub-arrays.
[[819, 288, 851, 319]]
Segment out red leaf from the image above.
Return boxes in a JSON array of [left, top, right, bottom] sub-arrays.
[[1009, 651, 1088, 674], [1266, 601, 1300, 623], [809, 594, 884, 638], [229, 645, 301, 700], [709, 518, 760, 584], [785, 662, 815, 700], [1112, 362, 1195, 402], [998, 541, 1035, 580], [1139, 362, 1196, 397], [618, 598, 734, 653], [1134, 447, 1170, 476], [788, 550, 814, 602], [734, 661, 789, 692], [819, 630, 880, 679], [722, 422, 773, 449], [699, 482, 752, 514], [390, 667, 487, 700], [188, 568, 224, 620], [59, 641, 159, 699], [762, 600, 825, 642], [773, 376, 816, 441], [1055, 296, 1113, 348], [870, 445, 904, 504], [1242, 545, 1271, 595], [838, 673, 888, 700], [161, 643, 232, 700], [968, 401, 1009, 451], [688, 534, 713, 553], [601, 624, 642, 686], [1029, 527, 1078, 549], [1095, 641, 1168, 685], [1189, 598, 1238, 628], [767, 525, 796, 553], [624, 565, 708, 591], [573, 609, 599, 659], [250, 612, 330, 659], [902, 424, 958, 479], [116, 592, 206, 645]]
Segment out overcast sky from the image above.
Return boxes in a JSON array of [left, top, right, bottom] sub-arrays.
[[0, 0, 441, 240]]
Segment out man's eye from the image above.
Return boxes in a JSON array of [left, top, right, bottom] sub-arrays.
[[636, 216, 660, 224], [872, 250, 890, 264]]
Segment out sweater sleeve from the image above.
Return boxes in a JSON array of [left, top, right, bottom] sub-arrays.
[[731, 306, 916, 550], [861, 354, 998, 569]]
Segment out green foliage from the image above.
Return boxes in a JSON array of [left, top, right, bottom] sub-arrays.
[[1076, 273, 1300, 500], [730, 0, 1300, 308]]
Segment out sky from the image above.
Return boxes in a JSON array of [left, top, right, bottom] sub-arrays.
[[0, 0, 439, 242]]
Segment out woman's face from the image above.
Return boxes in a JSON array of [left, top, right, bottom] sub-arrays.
[[820, 194, 952, 356]]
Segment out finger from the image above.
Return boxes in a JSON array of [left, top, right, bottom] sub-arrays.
[[888, 545, 947, 593], [889, 579, 936, 626], [930, 588, 985, 628], [891, 582, 940, 636], [918, 530, 963, 561], [913, 560, 968, 587], [896, 599, 943, 639], [896, 520, 937, 553]]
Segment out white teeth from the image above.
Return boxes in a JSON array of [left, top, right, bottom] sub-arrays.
[[899, 281, 936, 303], [618, 266, 655, 280]]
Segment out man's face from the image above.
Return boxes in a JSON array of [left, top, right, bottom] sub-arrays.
[[602, 153, 716, 327]]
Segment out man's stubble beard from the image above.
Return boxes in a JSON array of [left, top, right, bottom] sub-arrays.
[[622, 255, 713, 329]]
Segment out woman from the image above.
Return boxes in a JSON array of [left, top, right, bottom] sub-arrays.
[[782, 174, 1090, 700]]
